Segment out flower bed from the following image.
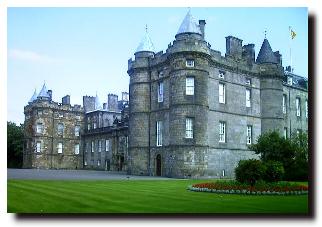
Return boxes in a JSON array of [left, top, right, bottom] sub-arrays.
[[188, 181, 308, 196]]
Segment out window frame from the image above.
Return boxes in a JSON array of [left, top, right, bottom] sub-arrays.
[[158, 81, 164, 103], [105, 139, 110, 152], [246, 88, 251, 108], [75, 125, 80, 137], [185, 118, 194, 139], [283, 94, 287, 114], [296, 97, 301, 117], [36, 141, 41, 153], [57, 142, 63, 154], [246, 125, 252, 145], [219, 82, 225, 104], [186, 59, 195, 68], [74, 143, 80, 155], [156, 121, 163, 146], [57, 123, 64, 135], [36, 123, 43, 134], [185, 77, 195, 96], [219, 121, 226, 143]]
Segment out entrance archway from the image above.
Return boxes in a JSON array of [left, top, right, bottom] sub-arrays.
[[156, 154, 162, 176]]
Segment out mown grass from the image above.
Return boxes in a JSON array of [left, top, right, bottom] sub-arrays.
[[7, 179, 309, 214]]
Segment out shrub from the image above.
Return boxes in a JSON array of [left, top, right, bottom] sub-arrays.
[[235, 159, 266, 186], [264, 160, 285, 182]]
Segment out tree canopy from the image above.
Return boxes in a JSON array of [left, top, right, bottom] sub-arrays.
[[7, 121, 24, 168]]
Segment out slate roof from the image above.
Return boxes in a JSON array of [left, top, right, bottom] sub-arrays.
[[177, 10, 201, 35], [37, 83, 50, 98], [136, 29, 155, 53], [256, 38, 278, 64], [28, 89, 38, 103]]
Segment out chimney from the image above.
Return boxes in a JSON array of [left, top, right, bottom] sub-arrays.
[[225, 36, 243, 59], [47, 90, 52, 101], [242, 44, 255, 63], [199, 20, 206, 40], [103, 103, 107, 109], [108, 94, 119, 112], [121, 92, 129, 102], [62, 95, 70, 105]]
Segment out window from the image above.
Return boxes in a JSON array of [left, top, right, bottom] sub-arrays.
[[93, 122, 97, 129], [186, 59, 195, 67], [186, 77, 194, 95], [296, 129, 301, 136], [57, 123, 64, 135], [245, 78, 251, 85], [84, 160, 87, 166], [246, 125, 252, 145], [59, 112, 64, 118], [158, 82, 164, 103], [91, 141, 94, 153], [105, 139, 110, 152], [306, 100, 308, 118], [283, 94, 287, 114], [98, 140, 102, 152], [287, 76, 293, 85], [246, 88, 251, 107], [37, 110, 43, 116], [185, 118, 193, 138], [74, 144, 80, 155], [76, 114, 81, 120], [36, 141, 41, 153], [219, 71, 225, 79], [219, 83, 225, 104], [156, 121, 163, 146], [296, 98, 301, 117], [75, 125, 80, 136], [87, 123, 91, 131], [284, 127, 288, 139], [57, 142, 63, 154], [97, 160, 101, 166], [219, 121, 226, 143], [36, 123, 43, 133]]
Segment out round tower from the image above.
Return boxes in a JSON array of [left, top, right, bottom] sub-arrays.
[[257, 38, 284, 134], [167, 10, 211, 177], [127, 29, 155, 175]]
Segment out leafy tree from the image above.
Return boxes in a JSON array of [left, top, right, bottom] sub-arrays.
[[263, 160, 285, 182], [249, 130, 308, 181], [235, 159, 266, 186], [7, 121, 24, 168]]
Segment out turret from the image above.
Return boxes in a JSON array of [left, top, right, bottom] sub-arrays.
[[257, 37, 284, 134], [37, 83, 50, 101]]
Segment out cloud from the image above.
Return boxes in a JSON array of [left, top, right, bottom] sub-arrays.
[[8, 49, 58, 63]]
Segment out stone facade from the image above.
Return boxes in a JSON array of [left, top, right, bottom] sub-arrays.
[[23, 87, 129, 171], [23, 91, 84, 169], [127, 11, 308, 178]]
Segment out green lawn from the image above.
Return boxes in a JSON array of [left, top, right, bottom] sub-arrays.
[[7, 179, 309, 214]]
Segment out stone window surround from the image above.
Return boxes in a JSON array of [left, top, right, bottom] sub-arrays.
[[57, 142, 63, 154], [219, 82, 225, 104], [296, 97, 301, 117], [156, 120, 163, 146], [186, 59, 195, 68], [74, 143, 80, 155], [158, 81, 164, 103], [186, 76, 195, 96], [185, 117, 194, 139], [246, 125, 252, 145], [219, 121, 226, 143], [246, 88, 251, 107]]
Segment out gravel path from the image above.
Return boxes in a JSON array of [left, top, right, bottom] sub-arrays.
[[7, 168, 175, 181]]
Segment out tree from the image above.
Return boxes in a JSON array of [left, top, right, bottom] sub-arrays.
[[235, 159, 266, 186], [7, 121, 24, 168], [249, 131, 308, 181]]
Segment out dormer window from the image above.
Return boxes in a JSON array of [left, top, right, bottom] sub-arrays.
[[287, 76, 293, 85], [186, 59, 195, 67], [219, 70, 225, 79]]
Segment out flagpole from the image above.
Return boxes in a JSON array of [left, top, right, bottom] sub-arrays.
[[289, 26, 292, 72]]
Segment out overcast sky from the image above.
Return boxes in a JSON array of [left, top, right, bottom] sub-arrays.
[[7, 7, 308, 124]]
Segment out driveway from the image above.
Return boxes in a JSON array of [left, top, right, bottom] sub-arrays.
[[7, 168, 174, 181]]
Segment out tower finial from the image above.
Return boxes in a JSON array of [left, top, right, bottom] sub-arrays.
[[145, 24, 148, 33], [264, 29, 267, 39]]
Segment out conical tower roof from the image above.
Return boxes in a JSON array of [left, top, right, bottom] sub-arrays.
[[256, 38, 278, 64], [176, 10, 202, 35], [94, 93, 102, 110], [37, 83, 50, 98], [135, 28, 155, 53], [28, 89, 38, 103]]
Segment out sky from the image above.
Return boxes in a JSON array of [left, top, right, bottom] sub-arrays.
[[7, 7, 308, 124]]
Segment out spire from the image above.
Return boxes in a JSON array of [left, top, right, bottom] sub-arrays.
[[37, 83, 50, 99], [256, 38, 278, 64], [28, 89, 38, 103], [176, 9, 202, 36], [94, 93, 102, 110], [135, 26, 155, 53]]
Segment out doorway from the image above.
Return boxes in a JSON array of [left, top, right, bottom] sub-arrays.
[[156, 154, 162, 176]]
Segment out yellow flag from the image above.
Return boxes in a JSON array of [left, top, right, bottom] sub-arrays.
[[291, 29, 296, 39]]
